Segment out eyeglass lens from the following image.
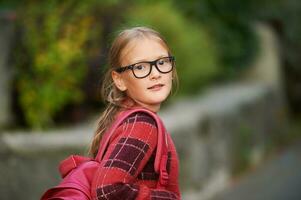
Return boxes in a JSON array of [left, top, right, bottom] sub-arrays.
[[132, 57, 173, 78]]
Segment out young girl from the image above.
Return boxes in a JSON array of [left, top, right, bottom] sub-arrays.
[[88, 26, 181, 199], [41, 26, 180, 200]]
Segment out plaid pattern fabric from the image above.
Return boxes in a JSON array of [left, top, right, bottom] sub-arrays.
[[137, 153, 159, 181], [94, 112, 181, 200], [150, 190, 178, 200], [104, 137, 150, 176], [96, 183, 139, 200]]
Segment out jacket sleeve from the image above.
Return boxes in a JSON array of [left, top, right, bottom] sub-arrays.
[[93, 112, 180, 200]]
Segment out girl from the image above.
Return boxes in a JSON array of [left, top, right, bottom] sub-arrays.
[[89, 26, 181, 199], [40, 26, 181, 200]]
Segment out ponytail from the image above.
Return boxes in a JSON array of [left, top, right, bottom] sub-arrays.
[[88, 104, 119, 157]]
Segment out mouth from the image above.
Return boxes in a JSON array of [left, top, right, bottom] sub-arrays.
[[148, 83, 164, 90]]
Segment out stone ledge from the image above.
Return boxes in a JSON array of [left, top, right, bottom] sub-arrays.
[[0, 83, 274, 152], [160, 82, 273, 132], [0, 82, 287, 200], [1, 126, 94, 152]]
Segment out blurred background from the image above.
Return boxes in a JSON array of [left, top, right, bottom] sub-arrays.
[[0, 0, 301, 199]]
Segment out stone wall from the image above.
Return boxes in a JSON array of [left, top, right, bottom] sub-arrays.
[[160, 83, 287, 199], [0, 82, 287, 200]]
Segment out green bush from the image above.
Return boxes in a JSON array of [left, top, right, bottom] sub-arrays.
[[174, 0, 259, 79], [14, 1, 102, 129], [122, 1, 220, 96]]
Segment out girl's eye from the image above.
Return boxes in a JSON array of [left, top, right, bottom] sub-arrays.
[[158, 58, 171, 65], [158, 59, 165, 65], [134, 65, 145, 70]]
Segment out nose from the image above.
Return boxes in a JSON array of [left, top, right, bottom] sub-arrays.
[[149, 64, 161, 79]]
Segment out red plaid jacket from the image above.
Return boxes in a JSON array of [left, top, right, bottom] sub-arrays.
[[94, 111, 181, 200]]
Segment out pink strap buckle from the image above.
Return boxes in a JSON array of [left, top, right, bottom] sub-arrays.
[[159, 154, 169, 186], [160, 170, 169, 185]]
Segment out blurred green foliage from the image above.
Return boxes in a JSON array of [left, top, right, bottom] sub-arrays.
[[14, 0, 102, 129], [174, 0, 301, 75], [174, 0, 259, 78], [2, 0, 301, 129], [123, 1, 220, 96]]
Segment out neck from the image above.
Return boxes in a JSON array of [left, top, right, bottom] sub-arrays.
[[131, 102, 160, 113], [122, 97, 160, 113], [140, 103, 160, 113]]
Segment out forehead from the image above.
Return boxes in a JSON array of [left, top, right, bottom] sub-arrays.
[[120, 36, 169, 65]]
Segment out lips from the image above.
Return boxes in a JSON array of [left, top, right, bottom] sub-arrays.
[[148, 83, 164, 89]]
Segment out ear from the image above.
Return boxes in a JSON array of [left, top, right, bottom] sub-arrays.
[[111, 70, 127, 91]]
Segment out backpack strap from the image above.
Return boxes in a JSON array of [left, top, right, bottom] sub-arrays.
[[59, 155, 92, 178], [95, 107, 169, 187]]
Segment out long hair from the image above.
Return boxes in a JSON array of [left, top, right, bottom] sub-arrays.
[[88, 26, 179, 157]]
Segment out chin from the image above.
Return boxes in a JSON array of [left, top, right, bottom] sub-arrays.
[[149, 96, 168, 104]]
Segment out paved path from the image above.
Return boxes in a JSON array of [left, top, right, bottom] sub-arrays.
[[209, 141, 301, 200]]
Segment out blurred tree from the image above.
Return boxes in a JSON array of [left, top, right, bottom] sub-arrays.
[[174, 0, 301, 114], [0, 0, 19, 9], [12, 0, 118, 129], [173, 0, 259, 79], [4, 0, 301, 130], [14, 1, 95, 129]]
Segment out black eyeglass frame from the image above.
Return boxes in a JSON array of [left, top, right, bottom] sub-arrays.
[[115, 56, 175, 79]]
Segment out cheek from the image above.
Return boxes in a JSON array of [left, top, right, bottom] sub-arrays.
[[165, 73, 173, 86], [124, 78, 145, 95]]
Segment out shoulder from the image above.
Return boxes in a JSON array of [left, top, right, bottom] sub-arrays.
[[120, 111, 157, 128], [112, 111, 159, 144]]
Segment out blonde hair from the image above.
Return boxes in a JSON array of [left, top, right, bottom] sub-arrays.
[[88, 26, 179, 157]]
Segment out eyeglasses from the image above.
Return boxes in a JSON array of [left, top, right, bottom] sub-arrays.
[[115, 56, 175, 79]]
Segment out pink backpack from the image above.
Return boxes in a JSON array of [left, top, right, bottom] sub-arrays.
[[40, 108, 169, 200]]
